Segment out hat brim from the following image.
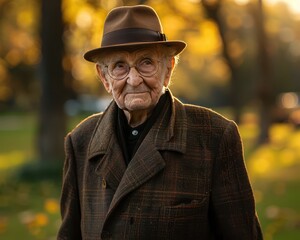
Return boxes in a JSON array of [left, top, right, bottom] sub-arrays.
[[83, 40, 187, 63]]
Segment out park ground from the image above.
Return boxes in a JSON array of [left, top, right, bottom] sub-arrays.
[[0, 111, 299, 239]]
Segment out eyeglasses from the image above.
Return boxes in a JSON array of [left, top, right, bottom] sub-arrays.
[[104, 58, 160, 80]]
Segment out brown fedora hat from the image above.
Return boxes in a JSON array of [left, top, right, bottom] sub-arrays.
[[84, 5, 187, 62]]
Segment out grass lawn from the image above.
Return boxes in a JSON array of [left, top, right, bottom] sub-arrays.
[[0, 112, 300, 239], [0, 112, 87, 239], [240, 122, 300, 240]]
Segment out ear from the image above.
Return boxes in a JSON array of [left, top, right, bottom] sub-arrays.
[[96, 64, 112, 93], [164, 57, 175, 87]]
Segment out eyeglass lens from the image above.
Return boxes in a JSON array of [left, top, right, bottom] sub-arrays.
[[107, 58, 158, 80]]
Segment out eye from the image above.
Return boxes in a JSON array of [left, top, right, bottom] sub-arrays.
[[113, 61, 127, 70], [139, 58, 154, 66], [111, 61, 128, 76]]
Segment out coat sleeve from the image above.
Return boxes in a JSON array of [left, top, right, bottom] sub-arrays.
[[57, 134, 82, 240], [210, 121, 263, 239]]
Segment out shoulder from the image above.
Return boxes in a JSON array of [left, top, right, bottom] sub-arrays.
[[174, 98, 234, 129], [67, 113, 104, 144], [175, 100, 241, 147], [173, 98, 240, 144]]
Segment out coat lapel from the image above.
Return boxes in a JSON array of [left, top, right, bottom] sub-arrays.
[[87, 102, 126, 191], [86, 91, 188, 229], [105, 92, 188, 219], [106, 134, 166, 216]]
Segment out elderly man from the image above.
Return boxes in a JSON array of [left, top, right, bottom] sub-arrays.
[[58, 5, 263, 240]]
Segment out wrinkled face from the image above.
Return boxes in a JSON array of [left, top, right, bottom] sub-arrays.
[[96, 46, 174, 112]]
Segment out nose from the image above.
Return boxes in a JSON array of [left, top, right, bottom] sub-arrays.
[[126, 67, 143, 86]]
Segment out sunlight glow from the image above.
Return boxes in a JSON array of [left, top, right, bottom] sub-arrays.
[[235, 0, 250, 5], [280, 92, 299, 109], [76, 10, 93, 28], [235, 0, 300, 14], [266, 0, 300, 14]]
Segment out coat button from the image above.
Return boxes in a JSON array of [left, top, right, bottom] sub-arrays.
[[101, 178, 107, 189]]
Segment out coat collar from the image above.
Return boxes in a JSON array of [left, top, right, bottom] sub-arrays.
[[87, 91, 187, 190], [87, 91, 188, 191], [86, 90, 188, 229], [87, 90, 187, 161]]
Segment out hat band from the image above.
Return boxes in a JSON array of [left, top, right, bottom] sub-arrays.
[[101, 28, 166, 47]]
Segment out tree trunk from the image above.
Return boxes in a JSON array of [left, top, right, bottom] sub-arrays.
[[38, 0, 66, 162], [254, 0, 274, 143], [201, 0, 243, 123]]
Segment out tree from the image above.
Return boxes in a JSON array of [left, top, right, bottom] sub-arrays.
[[38, 0, 67, 162], [252, 0, 274, 143], [201, 0, 245, 123]]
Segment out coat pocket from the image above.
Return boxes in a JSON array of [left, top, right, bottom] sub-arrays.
[[158, 197, 209, 239]]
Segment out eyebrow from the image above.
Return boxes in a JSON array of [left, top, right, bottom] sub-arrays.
[[106, 51, 157, 64]]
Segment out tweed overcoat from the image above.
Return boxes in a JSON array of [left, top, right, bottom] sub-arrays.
[[58, 91, 262, 240]]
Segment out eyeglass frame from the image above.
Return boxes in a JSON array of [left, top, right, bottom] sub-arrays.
[[103, 57, 161, 80]]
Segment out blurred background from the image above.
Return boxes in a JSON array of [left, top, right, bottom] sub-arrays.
[[0, 0, 300, 239]]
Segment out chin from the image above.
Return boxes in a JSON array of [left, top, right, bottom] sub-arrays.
[[124, 99, 153, 111], [126, 105, 149, 112], [127, 102, 155, 112]]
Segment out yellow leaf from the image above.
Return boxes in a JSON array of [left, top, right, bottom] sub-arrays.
[[34, 213, 48, 227], [44, 198, 59, 214]]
